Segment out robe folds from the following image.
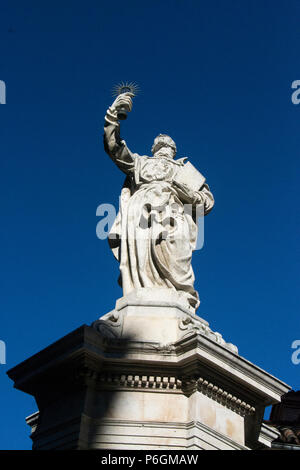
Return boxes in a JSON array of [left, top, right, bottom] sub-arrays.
[[104, 123, 214, 310]]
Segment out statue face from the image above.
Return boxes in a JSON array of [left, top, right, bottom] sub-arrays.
[[151, 134, 177, 158], [153, 145, 175, 159]]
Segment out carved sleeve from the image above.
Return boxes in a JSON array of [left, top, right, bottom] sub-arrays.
[[195, 183, 215, 215], [103, 106, 136, 174], [173, 180, 214, 215]]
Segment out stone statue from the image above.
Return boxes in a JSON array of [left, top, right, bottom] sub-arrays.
[[103, 93, 214, 311]]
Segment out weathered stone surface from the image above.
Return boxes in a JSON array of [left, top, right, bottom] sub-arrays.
[[104, 93, 214, 312], [93, 289, 238, 353], [7, 91, 291, 451], [7, 317, 290, 450]]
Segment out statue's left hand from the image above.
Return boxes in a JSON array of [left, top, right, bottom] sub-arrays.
[[173, 180, 194, 202], [173, 180, 205, 205]]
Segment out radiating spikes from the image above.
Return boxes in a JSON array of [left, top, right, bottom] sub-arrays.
[[112, 81, 140, 97]]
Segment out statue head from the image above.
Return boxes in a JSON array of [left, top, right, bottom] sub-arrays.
[[151, 134, 177, 159]]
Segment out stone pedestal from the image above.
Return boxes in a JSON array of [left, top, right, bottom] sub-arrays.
[[7, 290, 290, 450]]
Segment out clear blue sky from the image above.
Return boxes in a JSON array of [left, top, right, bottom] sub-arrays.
[[0, 0, 299, 449]]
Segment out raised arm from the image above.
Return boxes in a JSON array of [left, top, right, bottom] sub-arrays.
[[103, 93, 136, 175]]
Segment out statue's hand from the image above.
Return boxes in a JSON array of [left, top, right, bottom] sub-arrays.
[[173, 180, 205, 205], [173, 180, 194, 202], [111, 92, 133, 113]]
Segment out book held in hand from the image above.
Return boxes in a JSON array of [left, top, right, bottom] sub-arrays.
[[174, 161, 206, 192]]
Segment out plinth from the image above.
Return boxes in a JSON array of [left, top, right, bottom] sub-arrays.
[[7, 289, 290, 450]]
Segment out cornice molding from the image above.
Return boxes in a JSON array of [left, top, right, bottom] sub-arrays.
[[182, 376, 256, 416]]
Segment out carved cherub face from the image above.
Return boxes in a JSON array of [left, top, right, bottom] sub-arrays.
[[151, 134, 177, 159]]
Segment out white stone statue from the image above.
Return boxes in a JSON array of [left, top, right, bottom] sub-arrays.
[[104, 93, 214, 311]]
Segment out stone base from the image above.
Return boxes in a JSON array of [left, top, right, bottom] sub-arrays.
[[93, 288, 238, 353], [7, 293, 290, 450]]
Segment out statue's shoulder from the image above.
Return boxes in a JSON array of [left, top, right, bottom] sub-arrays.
[[134, 155, 152, 164], [174, 157, 188, 166]]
